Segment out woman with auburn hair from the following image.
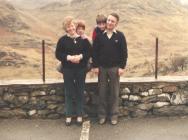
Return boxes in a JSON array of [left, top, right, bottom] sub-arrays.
[[55, 16, 91, 126]]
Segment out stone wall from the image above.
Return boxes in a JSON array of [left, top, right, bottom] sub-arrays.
[[0, 78, 188, 119]]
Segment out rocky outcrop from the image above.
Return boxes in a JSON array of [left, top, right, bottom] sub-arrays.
[[0, 1, 29, 31], [0, 51, 27, 67]]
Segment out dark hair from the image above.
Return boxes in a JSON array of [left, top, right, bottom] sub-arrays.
[[109, 13, 119, 22], [96, 14, 107, 24]]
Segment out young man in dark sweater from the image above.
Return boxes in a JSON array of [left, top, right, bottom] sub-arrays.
[[92, 13, 128, 125]]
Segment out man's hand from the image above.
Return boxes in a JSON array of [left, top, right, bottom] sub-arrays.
[[118, 68, 124, 76]]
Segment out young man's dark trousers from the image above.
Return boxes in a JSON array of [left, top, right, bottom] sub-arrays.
[[98, 66, 120, 120]]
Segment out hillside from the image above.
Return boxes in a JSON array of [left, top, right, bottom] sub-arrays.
[[0, 0, 188, 79], [0, 0, 28, 32], [0, 0, 58, 80], [32, 0, 188, 76], [6, 0, 71, 9]]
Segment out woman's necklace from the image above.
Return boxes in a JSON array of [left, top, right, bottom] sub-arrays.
[[67, 33, 79, 44], [73, 38, 77, 44]]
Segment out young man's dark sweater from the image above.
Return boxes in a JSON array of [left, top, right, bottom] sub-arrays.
[[55, 35, 91, 69], [92, 30, 128, 69]]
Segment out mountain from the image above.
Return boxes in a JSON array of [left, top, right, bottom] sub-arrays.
[[34, 0, 188, 53], [0, 0, 29, 31], [0, 0, 57, 46], [0, 0, 58, 80], [40, 1, 68, 10], [1, 0, 188, 79], [5, 0, 71, 9]]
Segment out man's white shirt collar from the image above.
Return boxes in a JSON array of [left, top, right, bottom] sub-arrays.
[[103, 29, 117, 34], [103, 29, 117, 39]]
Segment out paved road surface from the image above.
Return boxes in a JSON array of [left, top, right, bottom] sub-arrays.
[[0, 116, 188, 140]]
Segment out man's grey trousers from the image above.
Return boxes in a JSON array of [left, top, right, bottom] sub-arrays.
[[98, 67, 120, 119]]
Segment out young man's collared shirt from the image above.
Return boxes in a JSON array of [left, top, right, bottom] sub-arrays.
[[103, 29, 117, 39]]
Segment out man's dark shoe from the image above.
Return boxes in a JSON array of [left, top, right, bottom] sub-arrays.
[[110, 118, 118, 125], [99, 118, 106, 125]]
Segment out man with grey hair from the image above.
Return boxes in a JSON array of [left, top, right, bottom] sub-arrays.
[[92, 13, 128, 125]]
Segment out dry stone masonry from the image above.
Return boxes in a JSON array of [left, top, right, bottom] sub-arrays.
[[0, 79, 188, 119]]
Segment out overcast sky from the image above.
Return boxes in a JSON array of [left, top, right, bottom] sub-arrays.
[[180, 0, 188, 5]]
